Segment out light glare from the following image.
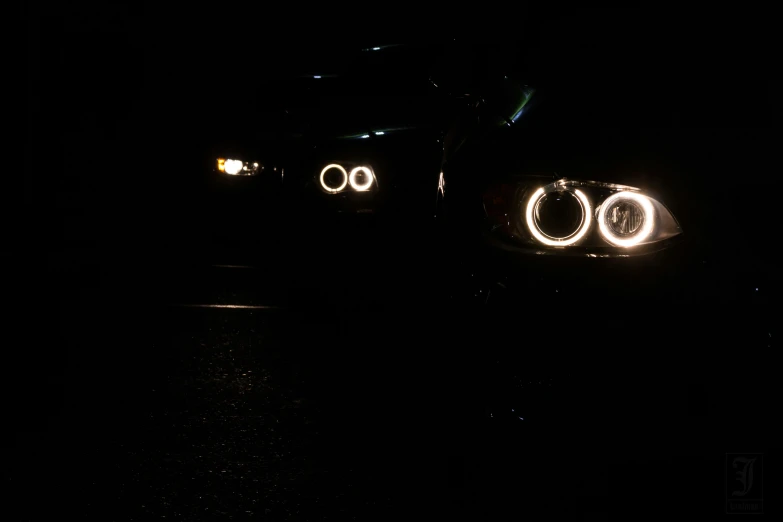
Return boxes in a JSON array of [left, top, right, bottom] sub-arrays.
[[224, 159, 243, 175]]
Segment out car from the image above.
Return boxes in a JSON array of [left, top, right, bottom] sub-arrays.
[[410, 32, 776, 514], [429, 34, 777, 450], [198, 43, 474, 257]]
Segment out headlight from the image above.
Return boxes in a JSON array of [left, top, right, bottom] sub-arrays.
[[349, 166, 374, 191], [320, 164, 349, 193], [217, 158, 262, 176], [318, 163, 376, 193], [484, 178, 682, 256], [595, 191, 655, 247], [525, 186, 592, 247]]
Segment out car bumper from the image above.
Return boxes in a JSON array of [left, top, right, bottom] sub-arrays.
[[436, 235, 777, 427]]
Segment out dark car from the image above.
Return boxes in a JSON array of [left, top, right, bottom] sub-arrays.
[[408, 33, 780, 505], [424, 32, 778, 510], [198, 44, 466, 254]]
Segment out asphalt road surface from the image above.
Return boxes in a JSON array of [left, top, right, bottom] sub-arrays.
[[6, 245, 779, 520]]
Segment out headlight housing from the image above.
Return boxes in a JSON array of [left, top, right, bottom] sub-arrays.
[[318, 163, 377, 194], [216, 158, 262, 176], [483, 177, 682, 256]]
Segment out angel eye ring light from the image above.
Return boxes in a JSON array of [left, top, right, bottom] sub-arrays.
[[525, 187, 592, 246], [349, 166, 374, 191], [319, 164, 348, 193], [597, 191, 655, 247]]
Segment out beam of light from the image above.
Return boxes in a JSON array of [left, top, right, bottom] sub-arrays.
[[169, 304, 279, 309], [525, 187, 592, 246], [361, 134, 370, 138], [374, 131, 384, 135], [313, 75, 321, 79], [437, 171, 445, 196], [349, 166, 374, 191], [597, 191, 655, 247], [319, 164, 348, 192], [372, 47, 380, 50]]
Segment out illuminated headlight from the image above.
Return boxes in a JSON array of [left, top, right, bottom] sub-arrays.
[[320, 164, 348, 193], [482, 178, 682, 256], [597, 191, 655, 247], [217, 158, 261, 176], [349, 167, 374, 191], [319, 163, 376, 193], [525, 186, 592, 246]]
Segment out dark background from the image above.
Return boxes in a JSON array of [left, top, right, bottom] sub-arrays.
[[18, 5, 780, 519], [24, 7, 779, 252]]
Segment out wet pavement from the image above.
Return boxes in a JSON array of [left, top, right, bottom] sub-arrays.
[[6, 246, 780, 519]]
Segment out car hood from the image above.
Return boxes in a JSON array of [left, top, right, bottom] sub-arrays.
[[219, 87, 443, 146], [209, 43, 449, 145]]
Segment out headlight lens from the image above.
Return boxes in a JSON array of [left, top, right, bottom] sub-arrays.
[[596, 191, 655, 247], [484, 178, 682, 256], [349, 166, 374, 191], [320, 164, 349, 193], [525, 187, 592, 246], [217, 158, 261, 176], [318, 163, 376, 193]]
